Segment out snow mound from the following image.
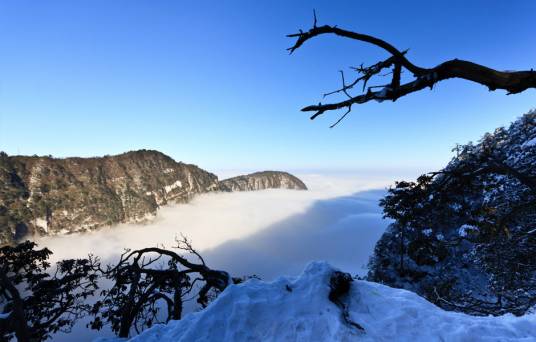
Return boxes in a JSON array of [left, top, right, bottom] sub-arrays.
[[128, 262, 536, 342]]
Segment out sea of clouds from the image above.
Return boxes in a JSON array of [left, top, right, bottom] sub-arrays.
[[36, 169, 421, 341], [38, 170, 417, 277]]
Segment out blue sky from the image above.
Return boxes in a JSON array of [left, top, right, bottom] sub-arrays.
[[0, 1, 535, 172]]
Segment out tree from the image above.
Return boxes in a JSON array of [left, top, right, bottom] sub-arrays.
[[288, 14, 536, 127], [90, 236, 230, 338], [372, 111, 536, 315], [0, 241, 99, 341]]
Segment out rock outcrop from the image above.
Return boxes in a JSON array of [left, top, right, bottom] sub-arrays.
[[220, 171, 307, 192], [0, 150, 306, 245], [129, 262, 536, 342]]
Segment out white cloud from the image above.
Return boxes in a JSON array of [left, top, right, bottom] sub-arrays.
[[37, 171, 409, 341], [37, 172, 401, 275]]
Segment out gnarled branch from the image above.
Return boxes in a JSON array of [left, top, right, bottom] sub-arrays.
[[288, 25, 536, 125]]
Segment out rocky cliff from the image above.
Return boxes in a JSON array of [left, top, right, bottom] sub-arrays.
[[220, 171, 307, 192], [0, 150, 306, 245]]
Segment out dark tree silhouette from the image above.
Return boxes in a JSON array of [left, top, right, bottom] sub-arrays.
[[376, 117, 536, 315], [0, 241, 99, 342], [90, 236, 230, 338], [288, 16, 536, 127]]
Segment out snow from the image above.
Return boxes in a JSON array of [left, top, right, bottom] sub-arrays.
[[522, 136, 536, 147], [35, 217, 48, 233], [119, 262, 536, 342], [164, 180, 182, 193], [458, 224, 477, 237]]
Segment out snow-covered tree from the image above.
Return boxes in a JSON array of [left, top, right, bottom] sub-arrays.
[[369, 110, 536, 316]]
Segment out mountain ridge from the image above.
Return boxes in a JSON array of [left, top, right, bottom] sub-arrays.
[[0, 150, 306, 245], [220, 170, 307, 192]]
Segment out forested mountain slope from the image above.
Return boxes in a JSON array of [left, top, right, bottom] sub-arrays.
[[0, 150, 306, 245], [369, 110, 536, 315]]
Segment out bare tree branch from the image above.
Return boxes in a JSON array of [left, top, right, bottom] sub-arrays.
[[92, 239, 230, 338], [288, 24, 536, 123]]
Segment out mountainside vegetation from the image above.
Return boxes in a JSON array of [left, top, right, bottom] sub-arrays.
[[0, 241, 99, 341], [0, 150, 307, 245], [0, 150, 219, 245], [220, 171, 307, 192], [0, 239, 231, 341], [368, 110, 536, 316]]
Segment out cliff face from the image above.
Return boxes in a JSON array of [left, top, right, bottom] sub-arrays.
[[0, 151, 306, 245], [220, 171, 307, 192], [0, 150, 220, 244]]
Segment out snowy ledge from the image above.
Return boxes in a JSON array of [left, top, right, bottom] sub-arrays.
[[102, 262, 536, 341]]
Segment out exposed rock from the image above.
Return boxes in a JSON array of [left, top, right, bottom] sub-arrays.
[[220, 171, 307, 192], [0, 150, 306, 245]]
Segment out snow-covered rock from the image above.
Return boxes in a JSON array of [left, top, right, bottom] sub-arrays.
[[124, 262, 536, 342]]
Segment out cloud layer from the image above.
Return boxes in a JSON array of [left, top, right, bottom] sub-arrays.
[[37, 171, 403, 341], [202, 188, 388, 279], [38, 172, 394, 275], [37, 188, 319, 262]]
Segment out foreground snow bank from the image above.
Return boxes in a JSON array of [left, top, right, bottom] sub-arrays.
[[128, 262, 536, 342]]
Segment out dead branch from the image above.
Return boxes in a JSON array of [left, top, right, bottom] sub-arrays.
[[288, 24, 536, 124], [92, 240, 230, 338]]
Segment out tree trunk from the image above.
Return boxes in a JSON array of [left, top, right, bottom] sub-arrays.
[[0, 271, 31, 342], [172, 287, 182, 320]]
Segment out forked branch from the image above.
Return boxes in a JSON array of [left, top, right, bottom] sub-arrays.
[[288, 24, 536, 126]]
